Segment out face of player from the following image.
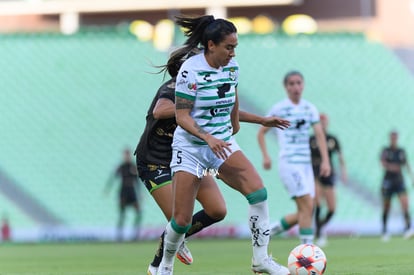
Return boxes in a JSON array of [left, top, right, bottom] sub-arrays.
[[390, 132, 398, 147], [285, 74, 304, 104], [206, 32, 238, 68]]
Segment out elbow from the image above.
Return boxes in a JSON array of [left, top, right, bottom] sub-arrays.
[[152, 110, 163, 120], [232, 124, 240, 135]]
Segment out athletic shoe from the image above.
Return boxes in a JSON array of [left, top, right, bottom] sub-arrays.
[[252, 256, 290, 275], [381, 233, 390, 242], [270, 221, 284, 236], [156, 264, 173, 275], [147, 264, 158, 275], [316, 235, 328, 247], [404, 228, 414, 239], [176, 241, 193, 265]]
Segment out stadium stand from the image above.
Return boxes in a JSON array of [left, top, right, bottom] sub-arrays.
[[1, 30, 414, 238]]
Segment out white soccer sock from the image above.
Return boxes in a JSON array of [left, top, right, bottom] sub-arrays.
[[162, 222, 185, 265], [249, 201, 270, 263]]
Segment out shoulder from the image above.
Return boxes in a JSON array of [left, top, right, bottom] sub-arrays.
[[301, 99, 318, 110], [158, 78, 175, 100]]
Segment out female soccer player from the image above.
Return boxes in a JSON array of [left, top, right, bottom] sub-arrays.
[[155, 15, 290, 275], [380, 130, 414, 241], [257, 71, 331, 245], [310, 113, 347, 246], [136, 49, 290, 274]]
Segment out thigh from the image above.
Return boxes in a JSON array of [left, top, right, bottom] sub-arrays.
[[218, 151, 264, 196], [197, 175, 226, 219], [151, 183, 174, 220], [172, 171, 201, 225], [323, 186, 336, 210], [278, 162, 314, 199]]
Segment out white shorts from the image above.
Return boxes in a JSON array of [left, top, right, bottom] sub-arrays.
[[278, 160, 315, 198], [170, 136, 240, 178]]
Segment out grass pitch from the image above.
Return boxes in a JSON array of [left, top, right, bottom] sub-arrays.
[[0, 236, 413, 274]]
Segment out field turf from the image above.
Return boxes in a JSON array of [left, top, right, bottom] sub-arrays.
[[0, 236, 413, 274]]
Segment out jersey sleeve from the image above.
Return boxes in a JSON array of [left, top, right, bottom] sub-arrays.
[[158, 79, 176, 102], [175, 63, 197, 101], [309, 103, 320, 125], [333, 135, 341, 152]]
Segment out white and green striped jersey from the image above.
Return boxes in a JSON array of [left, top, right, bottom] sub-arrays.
[[268, 98, 320, 164], [173, 53, 239, 145]]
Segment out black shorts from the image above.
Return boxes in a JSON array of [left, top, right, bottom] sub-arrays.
[[120, 187, 137, 205], [312, 165, 335, 187], [381, 178, 406, 199], [136, 160, 172, 194]]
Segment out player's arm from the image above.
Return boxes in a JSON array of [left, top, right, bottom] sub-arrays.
[[175, 96, 231, 159], [103, 168, 118, 195], [257, 126, 272, 170], [403, 153, 414, 186], [313, 123, 331, 177], [337, 150, 348, 183], [153, 98, 175, 119], [231, 88, 240, 135], [239, 111, 290, 129]]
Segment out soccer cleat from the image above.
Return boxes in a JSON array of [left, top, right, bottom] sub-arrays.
[[147, 264, 158, 275], [251, 256, 290, 275], [404, 228, 414, 239], [381, 233, 390, 242], [156, 264, 173, 275], [176, 241, 193, 265]]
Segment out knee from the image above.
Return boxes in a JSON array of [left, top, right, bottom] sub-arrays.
[[208, 207, 227, 222]]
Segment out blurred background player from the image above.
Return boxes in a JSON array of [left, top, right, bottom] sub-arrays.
[[380, 130, 414, 241], [104, 148, 142, 241], [258, 70, 330, 245], [309, 113, 347, 246]]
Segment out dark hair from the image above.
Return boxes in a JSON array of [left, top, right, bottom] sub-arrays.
[[161, 15, 237, 77], [165, 47, 202, 77], [283, 70, 304, 85]]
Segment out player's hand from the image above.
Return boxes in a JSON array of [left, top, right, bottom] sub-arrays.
[[261, 116, 290, 129], [263, 155, 272, 170], [319, 160, 331, 177], [205, 135, 232, 160]]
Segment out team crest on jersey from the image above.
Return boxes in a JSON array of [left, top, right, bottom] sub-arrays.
[[187, 83, 197, 91], [229, 68, 236, 81]]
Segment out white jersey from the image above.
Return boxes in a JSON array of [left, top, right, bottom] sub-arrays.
[[173, 53, 239, 146], [267, 98, 320, 164]]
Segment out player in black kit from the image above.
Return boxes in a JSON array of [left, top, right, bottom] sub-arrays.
[[309, 113, 347, 246], [380, 130, 414, 241], [135, 47, 290, 275], [105, 148, 141, 241]]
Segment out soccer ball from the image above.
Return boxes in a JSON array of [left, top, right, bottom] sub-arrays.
[[287, 244, 327, 275]]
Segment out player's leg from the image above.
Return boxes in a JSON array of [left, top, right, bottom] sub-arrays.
[[131, 201, 142, 240], [175, 175, 227, 265], [397, 189, 411, 235], [138, 164, 174, 274], [117, 197, 127, 242], [314, 178, 323, 239], [296, 193, 315, 244], [270, 213, 298, 236], [219, 150, 289, 275], [158, 171, 200, 274], [381, 183, 392, 241], [321, 185, 336, 226], [190, 175, 226, 237]]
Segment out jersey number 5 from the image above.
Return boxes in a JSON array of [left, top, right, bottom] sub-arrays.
[[176, 150, 182, 164]]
